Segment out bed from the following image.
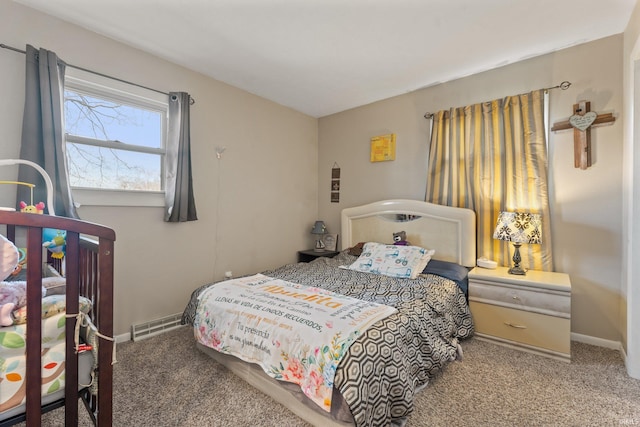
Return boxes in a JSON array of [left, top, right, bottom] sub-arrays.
[[182, 199, 476, 426], [0, 211, 115, 426]]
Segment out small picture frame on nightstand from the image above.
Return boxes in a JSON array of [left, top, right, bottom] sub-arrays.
[[322, 234, 338, 251]]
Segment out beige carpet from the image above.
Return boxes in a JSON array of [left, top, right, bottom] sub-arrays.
[[22, 326, 640, 426]]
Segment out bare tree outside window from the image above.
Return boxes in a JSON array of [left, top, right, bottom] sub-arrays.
[[64, 87, 165, 192]]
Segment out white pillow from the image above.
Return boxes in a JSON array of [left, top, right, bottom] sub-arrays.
[[345, 242, 435, 279]]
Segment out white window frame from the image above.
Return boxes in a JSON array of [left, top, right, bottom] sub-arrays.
[[64, 68, 168, 208]]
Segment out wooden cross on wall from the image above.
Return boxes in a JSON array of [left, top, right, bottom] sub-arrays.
[[551, 101, 616, 170]]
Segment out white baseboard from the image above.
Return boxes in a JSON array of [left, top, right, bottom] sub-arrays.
[[571, 334, 640, 380], [115, 332, 131, 343], [571, 332, 622, 350]]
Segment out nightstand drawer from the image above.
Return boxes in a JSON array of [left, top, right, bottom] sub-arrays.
[[469, 281, 570, 317], [470, 301, 570, 355]]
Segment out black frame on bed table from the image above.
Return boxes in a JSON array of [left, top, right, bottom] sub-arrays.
[[0, 211, 115, 427]]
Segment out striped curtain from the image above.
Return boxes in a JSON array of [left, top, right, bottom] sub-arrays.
[[426, 89, 553, 271]]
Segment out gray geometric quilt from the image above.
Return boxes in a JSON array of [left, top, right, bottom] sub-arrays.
[[183, 251, 474, 426]]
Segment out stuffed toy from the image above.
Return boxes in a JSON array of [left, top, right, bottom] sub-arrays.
[[43, 229, 66, 259], [393, 231, 410, 246], [0, 233, 20, 326], [0, 302, 14, 326], [0, 281, 47, 326], [0, 233, 46, 326], [19, 201, 45, 214]]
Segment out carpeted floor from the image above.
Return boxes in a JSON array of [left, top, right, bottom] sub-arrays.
[[23, 326, 640, 426]]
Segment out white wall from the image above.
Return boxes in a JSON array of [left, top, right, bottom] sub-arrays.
[[1, 1, 632, 349], [319, 36, 625, 342], [622, 0, 640, 378], [0, 2, 319, 336]]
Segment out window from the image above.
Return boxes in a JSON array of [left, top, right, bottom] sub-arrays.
[[64, 69, 167, 207]]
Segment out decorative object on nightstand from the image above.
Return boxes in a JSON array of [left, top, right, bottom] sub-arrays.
[[493, 211, 541, 275], [321, 233, 338, 252], [311, 221, 327, 252]]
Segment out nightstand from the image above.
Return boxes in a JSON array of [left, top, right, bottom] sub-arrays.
[[298, 249, 339, 263], [468, 267, 571, 362]]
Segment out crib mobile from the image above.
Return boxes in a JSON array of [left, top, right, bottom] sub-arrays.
[[0, 159, 65, 259], [0, 158, 55, 215], [0, 180, 66, 259], [0, 179, 44, 214]]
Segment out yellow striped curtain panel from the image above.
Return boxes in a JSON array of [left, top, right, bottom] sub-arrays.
[[426, 89, 553, 272]]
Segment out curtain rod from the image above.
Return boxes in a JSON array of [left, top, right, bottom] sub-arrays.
[[423, 81, 571, 119], [1, 43, 195, 105]]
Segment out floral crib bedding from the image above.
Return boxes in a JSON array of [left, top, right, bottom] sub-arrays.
[[0, 300, 94, 421]]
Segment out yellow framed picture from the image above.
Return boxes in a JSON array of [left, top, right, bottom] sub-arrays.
[[370, 134, 396, 162]]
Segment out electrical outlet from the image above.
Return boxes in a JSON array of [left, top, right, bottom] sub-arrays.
[[224, 271, 233, 278]]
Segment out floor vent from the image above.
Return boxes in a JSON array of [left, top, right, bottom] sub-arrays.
[[131, 313, 184, 342]]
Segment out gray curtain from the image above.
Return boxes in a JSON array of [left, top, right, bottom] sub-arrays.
[[165, 92, 197, 222], [18, 44, 78, 218]]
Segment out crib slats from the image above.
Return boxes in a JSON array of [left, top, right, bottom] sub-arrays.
[[25, 226, 43, 427], [65, 231, 80, 426], [97, 238, 114, 426]]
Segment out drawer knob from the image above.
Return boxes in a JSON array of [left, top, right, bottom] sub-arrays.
[[504, 321, 527, 329], [512, 295, 520, 300]]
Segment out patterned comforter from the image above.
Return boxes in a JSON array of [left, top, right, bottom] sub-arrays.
[[182, 251, 474, 427]]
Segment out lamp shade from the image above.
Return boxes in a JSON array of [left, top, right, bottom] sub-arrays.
[[493, 212, 541, 244], [311, 221, 326, 235]]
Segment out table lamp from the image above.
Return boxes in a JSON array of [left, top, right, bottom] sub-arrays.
[[311, 220, 327, 252], [493, 211, 541, 275]]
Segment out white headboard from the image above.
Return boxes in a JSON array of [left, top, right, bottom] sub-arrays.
[[341, 199, 476, 267]]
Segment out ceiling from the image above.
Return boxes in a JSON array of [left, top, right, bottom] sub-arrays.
[[15, 0, 636, 118]]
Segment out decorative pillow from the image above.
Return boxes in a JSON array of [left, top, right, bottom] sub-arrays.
[[348, 242, 366, 257], [421, 259, 470, 296], [345, 242, 435, 279], [7, 262, 66, 295], [41, 276, 67, 295], [8, 261, 62, 279], [11, 295, 92, 325]]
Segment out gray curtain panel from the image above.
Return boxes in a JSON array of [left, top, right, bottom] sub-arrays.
[[165, 92, 197, 222], [18, 44, 78, 218]]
